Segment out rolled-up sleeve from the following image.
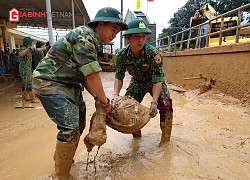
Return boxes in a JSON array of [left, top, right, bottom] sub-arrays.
[[79, 61, 102, 76]]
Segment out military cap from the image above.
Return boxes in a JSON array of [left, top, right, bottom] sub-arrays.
[[23, 36, 33, 46], [123, 18, 152, 36], [36, 41, 44, 48], [88, 7, 128, 31]]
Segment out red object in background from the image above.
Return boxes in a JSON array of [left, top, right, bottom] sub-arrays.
[[147, 0, 154, 2]]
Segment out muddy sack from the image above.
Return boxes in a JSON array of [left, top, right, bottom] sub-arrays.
[[84, 102, 110, 152], [106, 96, 151, 134]]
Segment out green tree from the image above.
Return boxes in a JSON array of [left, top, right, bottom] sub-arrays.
[[159, 0, 250, 38]]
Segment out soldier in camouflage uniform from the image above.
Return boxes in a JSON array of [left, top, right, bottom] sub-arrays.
[[19, 37, 46, 103], [33, 41, 45, 69], [33, 7, 127, 179], [113, 18, 173, 146]]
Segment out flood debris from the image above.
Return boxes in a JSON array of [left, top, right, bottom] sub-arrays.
[[183, 73, 207, 81], [198, 78, 216, 95], [183, 73, 216, 95], [169, 86, 188, 93]]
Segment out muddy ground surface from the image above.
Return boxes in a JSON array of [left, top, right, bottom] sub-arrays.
[[0, 72, 249, 180]]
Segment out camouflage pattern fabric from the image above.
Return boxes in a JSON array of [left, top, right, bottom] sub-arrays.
[[125, 79, 169, 103], [19, 46, 34, 91], [33, 26, 104, 142], [115, 43, 169, 102], [33, 26, 102, 98], [33, 50, 44, 68], [37, 89, 86, 142]]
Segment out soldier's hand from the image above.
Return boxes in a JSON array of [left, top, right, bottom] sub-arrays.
[[95, 98, 111, 114], [150, 102, 158, 118]]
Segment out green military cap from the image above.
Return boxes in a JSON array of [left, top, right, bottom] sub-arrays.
[[23, 36, 33, 46], [88, 7, 128, 31], [36, 41, 44, 48], [123, 18, 152, 36]]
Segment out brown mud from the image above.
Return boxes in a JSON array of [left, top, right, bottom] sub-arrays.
[[0, 72, 249, 180]]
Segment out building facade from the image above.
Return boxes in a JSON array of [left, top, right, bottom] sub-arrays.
[[124, 9, 156, 47]]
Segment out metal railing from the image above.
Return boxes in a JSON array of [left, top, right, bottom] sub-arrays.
[[150, 3, 250, 52]]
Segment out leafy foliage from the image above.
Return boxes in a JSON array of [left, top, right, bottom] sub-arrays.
[[159, 0, 250, 38]]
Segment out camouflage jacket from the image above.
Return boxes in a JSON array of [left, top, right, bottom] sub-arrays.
[[33, 26, 102, 98], [34, 50, 45, 63], [115, 44, 166, 83], [19, 46, 33, 67]]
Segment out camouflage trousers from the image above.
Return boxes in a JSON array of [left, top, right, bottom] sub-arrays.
[[125, 78, 173, 122], [37, 88, 86, 142], [19, 59, 33, 91], [125, 78, 170, 102]]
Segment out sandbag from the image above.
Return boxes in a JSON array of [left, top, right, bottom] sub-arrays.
[[84, 110, 107, 152], [106, 96, 151, 134]]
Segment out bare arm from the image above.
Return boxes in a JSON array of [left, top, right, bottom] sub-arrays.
[[113, 78, 123, 95], [85, 72, 108, 104], [81, 81, 96, 98], [152, 82, 162, 103], [19, 47, 30, 57], [37, 47, 46, 52]]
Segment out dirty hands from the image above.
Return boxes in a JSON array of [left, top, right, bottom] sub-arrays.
[[95, 98, 111, 114], [150, 102, 158, 118]]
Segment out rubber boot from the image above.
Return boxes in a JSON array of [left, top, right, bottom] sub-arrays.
[[132, 130, 142, 138], [159, 111, 173, 146], [158, 97, 173, 146], [52, 139, 79, 180], [24, 91, 31, 101], [28, 91, 40, 103]]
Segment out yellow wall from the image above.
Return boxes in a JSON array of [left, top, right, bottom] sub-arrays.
[[162, 42, 250, 100]]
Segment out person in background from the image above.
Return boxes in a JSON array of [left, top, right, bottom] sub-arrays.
[[113, 18, 173, 146], [9, 49, 16, 74], [3, 49, 10, 73], [33, 7, 127, 179], [33, 41, 45, 69], [43, 41, 51, 56], [0, 50, 4, 74], [19, 37, 46, 103], [13, 49, 20, 76]]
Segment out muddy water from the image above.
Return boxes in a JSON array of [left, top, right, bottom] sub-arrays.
[[0, 72, 249, 180]]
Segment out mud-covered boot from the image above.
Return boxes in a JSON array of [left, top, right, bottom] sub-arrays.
[[158, 97, 173, 146], [159, 116, 173, 146], [28, 91, 40, 103], [52, 138, 79, 180], [132, 130, 142, 138], [24, 91, 31, 101]]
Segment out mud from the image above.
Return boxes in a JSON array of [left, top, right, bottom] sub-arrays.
[[0, 72, 249, 180]]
